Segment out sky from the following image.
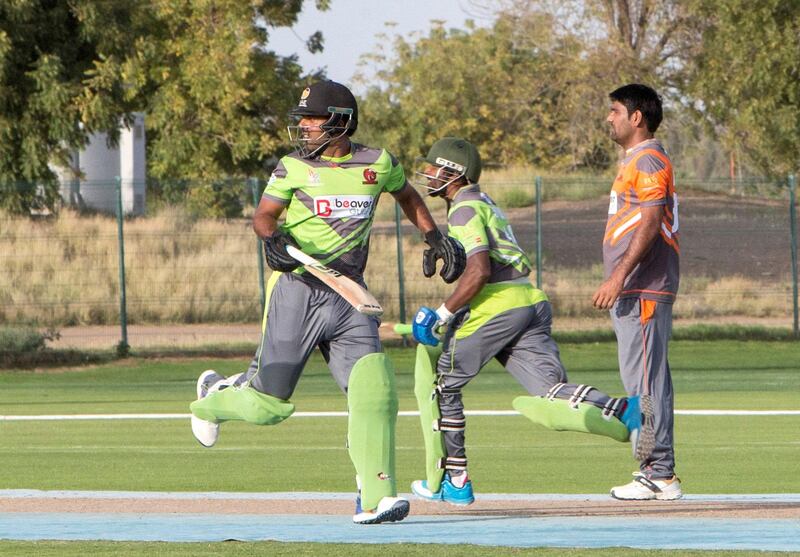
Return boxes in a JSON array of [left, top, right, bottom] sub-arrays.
[[267, 0, 486, 92]]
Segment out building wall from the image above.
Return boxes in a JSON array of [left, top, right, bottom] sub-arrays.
[[57, 113, 146, 216]]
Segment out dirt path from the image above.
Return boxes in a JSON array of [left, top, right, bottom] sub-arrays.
[[3, 495, 798, 519], [47, 315, 794, 350]]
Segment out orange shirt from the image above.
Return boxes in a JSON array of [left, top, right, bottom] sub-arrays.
[[602, 139, 679, 303]]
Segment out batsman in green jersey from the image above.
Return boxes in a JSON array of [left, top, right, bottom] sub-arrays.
[[409, 138, 655, 505], [189, 81, 466, 524]]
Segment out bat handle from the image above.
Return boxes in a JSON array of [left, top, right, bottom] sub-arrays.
[[393, 323, 413, 335]]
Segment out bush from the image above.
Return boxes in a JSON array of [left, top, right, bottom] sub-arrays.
[[0, 326, 58, 354]]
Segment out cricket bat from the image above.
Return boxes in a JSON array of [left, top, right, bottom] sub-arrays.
[[285, 245, 384, 316]]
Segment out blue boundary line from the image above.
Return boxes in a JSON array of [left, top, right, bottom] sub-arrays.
[[1, 512, 798, 551]]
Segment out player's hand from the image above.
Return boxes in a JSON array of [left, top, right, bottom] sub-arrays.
[[423, 229, 466, 283], [263, 230, 300, 272], [412, 307, 443, 346], [592, 275, 624, 309]]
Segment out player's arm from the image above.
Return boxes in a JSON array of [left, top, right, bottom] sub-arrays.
[[391, 182, 436, 234], [253, 196, 299, 272], [442, 251, 490, 311], [592, 204, 663, 309], [253, 196, 286, 239]]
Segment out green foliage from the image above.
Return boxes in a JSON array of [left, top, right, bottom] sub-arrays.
[[0, 326, 53, 354], [358, 16, 615, 172], [0, 1, 327, 214], [687, 0, 800, 175]]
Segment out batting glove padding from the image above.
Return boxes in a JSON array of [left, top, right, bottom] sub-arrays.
[[412, 306, 442, 346], [263, 230, 300, 272], [423, 229, 466, 284]]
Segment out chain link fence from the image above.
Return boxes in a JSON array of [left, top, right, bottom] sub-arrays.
[[1, 175, 797, 352]]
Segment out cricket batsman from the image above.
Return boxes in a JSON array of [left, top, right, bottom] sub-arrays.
[[188, 81, 466, 524], [409, 137, 654, 505]]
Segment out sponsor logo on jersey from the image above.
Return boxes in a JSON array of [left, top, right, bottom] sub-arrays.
[[267, 173, 278, 186], [314, 195, 375, 219], [377, 472, 391, 481], [362, 168, 378, 184], [307, 168, 321, 185], [608, 191, 618, 215]]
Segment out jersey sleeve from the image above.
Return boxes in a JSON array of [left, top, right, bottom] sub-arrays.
[[634, 152, 669, 205], [448, 204, 489, 256], [383, 152, 407, 193], [262, 159, 292, 204]]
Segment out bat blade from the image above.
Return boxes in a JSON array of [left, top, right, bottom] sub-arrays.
[[285, 245, 384, 316]]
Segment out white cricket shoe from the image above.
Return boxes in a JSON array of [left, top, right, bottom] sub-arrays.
[[611, 472, 683, 500], [190, 370, 234, 447], [352, 495, 410, 524]]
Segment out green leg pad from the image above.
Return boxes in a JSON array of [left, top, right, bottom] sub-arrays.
[[414, 343, 446, 493], [347, 353, 399, 511], [190, 386, 294, 426], [513, 396, 629, 442]]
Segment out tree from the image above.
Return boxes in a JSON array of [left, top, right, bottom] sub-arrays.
[[0, 0, 329, 215], [687, 0, 800, 176], [357, 14, 616, 172]]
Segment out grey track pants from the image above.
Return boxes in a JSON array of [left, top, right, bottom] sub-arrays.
[[611, 297, 675, 478], [242, 272, 382, 400], [436, 301, 619, 464]]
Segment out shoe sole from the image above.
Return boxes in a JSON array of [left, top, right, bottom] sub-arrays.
[[634, 394, 656, 461], [444, 498, 475, 506], [610, 490, 656, 501], [354, 500, 410, 524], [192, 370, 222, 448]]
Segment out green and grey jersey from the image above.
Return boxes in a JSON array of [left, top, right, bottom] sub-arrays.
[[263, 143, 407, 282], [448, 185, 548, 338], [448, 185, 532, 282]]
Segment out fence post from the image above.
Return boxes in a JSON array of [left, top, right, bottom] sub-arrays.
[[394, 202, 407, 327], [535, 176, 543, 289], [115, 177, 129, 355], [789, 173, 798, 338], [251, 178, 266, 313]]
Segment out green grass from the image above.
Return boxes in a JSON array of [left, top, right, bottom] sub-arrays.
[[0, 542, 795, 557], [0, 341, 798, 495]]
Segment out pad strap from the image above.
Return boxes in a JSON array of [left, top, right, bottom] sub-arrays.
[[546, 382, 567, 401], [441, 456, 467, 472], [568, 384, 595, 408], [601, 397, 624, 420], [435, 417, 466, 432]]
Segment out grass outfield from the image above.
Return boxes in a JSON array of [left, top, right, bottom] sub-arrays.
[[1, 340, 798, 495], [0, 542, 797, 557]]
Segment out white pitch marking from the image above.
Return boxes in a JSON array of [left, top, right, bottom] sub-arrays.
[[1, 409, 799, 421]]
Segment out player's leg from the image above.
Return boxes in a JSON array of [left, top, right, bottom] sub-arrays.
[[190, 274, 323, 427], [323, 293, 408, 524], [609, 298, 680, 500], [412, 311, 518, 505], [504, 301, 650, 451]]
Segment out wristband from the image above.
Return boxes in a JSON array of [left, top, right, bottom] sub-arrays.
[[435, 304, 454, 324]]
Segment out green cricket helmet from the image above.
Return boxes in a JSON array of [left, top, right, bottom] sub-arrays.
[[414, 137, 482, 195]]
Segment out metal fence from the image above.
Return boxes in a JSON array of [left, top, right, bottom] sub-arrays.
[[1, 174, 797, 351]]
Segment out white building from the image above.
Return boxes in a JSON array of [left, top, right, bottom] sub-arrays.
[[58, 113, 146, 215]]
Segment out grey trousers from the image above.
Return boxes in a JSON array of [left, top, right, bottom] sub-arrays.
[[436, 301, 617, 463], [611, 297, 675, 479], [243, 273, 382, 400]]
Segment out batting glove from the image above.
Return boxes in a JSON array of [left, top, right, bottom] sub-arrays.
[[412, 305, 454, 346], [423, 229, 466, 284], [263, 230, 300, 272]]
